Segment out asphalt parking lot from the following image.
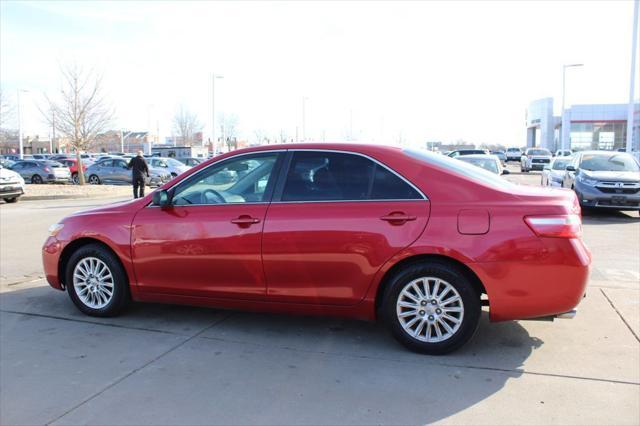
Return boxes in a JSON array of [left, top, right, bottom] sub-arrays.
[[1, 165, 638, 425]]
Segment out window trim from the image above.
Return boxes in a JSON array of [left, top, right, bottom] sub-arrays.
[[149, 150, 286, 208], [271, 149, 428, 203]]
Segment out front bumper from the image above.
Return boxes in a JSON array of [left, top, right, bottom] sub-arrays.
[[42, 236, 64, 290], [0, 184, 24, 198], [576, 183, 640, 210]]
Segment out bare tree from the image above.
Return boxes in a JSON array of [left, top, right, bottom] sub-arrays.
[[172, 105, 202, 146], [0, 90, 16, 150], [42, 65, 113, 184], [218, 113, 238, 151]]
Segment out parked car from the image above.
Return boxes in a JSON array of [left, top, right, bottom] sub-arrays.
[[10, 160, 71, 184], [43, 143, 590, 355], [0, 163, 25, 203], [562, 151, 640, 212], [32, 154, 50, 160], [541, 157, 573, 187], [490, 150, 507, 165], [177, 157, 203, 167], [148, 157, 191, 177], [84, 157, 171, 187], [505, 147, 523, 161], [554, 149, 573, 157], [520, 148, 552, 172], [0, 158, 16, 169], [58, 158, 88, 184], [447, 149, 488, 158], [456, 154, 509, 175], [2, 155, 21, 161]]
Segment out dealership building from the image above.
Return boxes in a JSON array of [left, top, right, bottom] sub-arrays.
[[526, 97, 639, 152]]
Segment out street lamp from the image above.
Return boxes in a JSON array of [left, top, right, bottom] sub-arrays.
[[561, 63, 584, 152], [16, 89, 29, 159], [211, 73, 224, 155]]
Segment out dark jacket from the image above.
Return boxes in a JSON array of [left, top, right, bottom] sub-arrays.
[[127, 156, 149, 179]]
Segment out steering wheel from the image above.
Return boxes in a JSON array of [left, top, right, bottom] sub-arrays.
[[201, 188, 226, 204]]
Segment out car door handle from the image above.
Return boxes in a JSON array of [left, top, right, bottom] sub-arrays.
[[380, 213, 417, 224], [231, 216, 261, 226]]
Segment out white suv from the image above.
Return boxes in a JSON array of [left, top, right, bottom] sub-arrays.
[[505, 147, 523, 161], [521, 148, 552, 172]]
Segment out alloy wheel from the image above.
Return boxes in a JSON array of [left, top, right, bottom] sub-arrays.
[[72, 257, 114, 309], [396, 277, 464, 343]]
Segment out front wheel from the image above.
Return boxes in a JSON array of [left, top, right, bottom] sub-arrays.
[[65, 244, 129, 317], [88, 174, 101, 185], [4, 197, 19, 203], [383, 261, 481, 355]]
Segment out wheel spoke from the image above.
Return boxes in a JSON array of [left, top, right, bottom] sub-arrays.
[[401, 290, 419, 304], [441, 295, 461, 306], [431, 279, 440, 299], [438, 318, 454, 334], [442, 313, 461, 325], [398, 309, 417, 318], [414, 320, 426, 337]]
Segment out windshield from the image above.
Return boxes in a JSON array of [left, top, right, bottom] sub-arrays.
[[528, 149, 551, 156], [405, 149, 513, 189], [165, 158, 185, 167], [579, 153, 640, 172], [458, 157, 500, 174], [551, 158, 571, 170]]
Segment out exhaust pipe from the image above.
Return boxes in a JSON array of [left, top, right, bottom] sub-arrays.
[[524, 309, 577, 322]]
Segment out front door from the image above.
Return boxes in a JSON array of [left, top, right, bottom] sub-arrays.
[[131, 151, 283, 299], [262, 150, 430, 305]]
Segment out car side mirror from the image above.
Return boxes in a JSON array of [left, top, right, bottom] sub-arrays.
[[501, 169, 510, 175], [152, 189, 171, 208], [565, 165, 576, 172]]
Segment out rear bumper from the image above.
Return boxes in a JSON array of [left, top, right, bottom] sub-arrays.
[[473, 238, 591, 322]]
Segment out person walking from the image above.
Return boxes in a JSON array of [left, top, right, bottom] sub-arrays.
[[127, 150, 149, 199]]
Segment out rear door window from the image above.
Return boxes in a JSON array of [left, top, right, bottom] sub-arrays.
[[280, 151, 423, 202]]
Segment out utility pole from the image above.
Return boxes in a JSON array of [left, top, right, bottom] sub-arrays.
[[17, 90, 24, 159], [560, 64, 583, 152], [51, 110, 56, 153], [626, 0, 639, 153], [211, 73, 224, 155], [302, 97, 308, 141]]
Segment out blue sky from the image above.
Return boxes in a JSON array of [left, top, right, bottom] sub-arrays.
[[1, 0, 638, 147]]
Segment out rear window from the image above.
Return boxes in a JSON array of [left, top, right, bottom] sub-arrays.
[[405, 148, 514, 189]]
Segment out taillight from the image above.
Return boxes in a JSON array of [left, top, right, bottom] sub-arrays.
[[524, 214, 582, 238], [44, 166, 51, 172]]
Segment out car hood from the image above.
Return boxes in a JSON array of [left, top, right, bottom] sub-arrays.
[[66, 198, 144, 219], [0, 167, 21, 181], [581, 170, 640, 182]]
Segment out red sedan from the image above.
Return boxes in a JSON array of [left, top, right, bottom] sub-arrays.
[[42, 144, 590, 354], [59, 158, 88, 184]]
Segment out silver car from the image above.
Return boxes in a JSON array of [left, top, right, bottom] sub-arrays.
[[456, 154, 509, 175], [541, 157, 572, 187], [148, 157, 191, 178], [85, 157, 171, 187], [10, 160, 71, 184]]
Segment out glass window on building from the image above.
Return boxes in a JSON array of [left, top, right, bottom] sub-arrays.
[[570, 121, 627, 151]]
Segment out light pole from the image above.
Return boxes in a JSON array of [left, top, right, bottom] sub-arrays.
[[16, 89, 28, 159], [302, 97, 308, 141], [561, 63, 584, 152], [211, 73, 224, 155], [626, 0, 639, 153]]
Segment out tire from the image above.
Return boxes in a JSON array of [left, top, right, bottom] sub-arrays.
[[88, 174, 101, 185], [65, 244, 129, 317], [383, 261, 481, 355], [4, 197, 19, 203], [31, 174, 43, 184], [72, 172, 79, 184]]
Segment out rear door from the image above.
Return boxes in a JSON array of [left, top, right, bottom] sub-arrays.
[[262, 150, 430, 306]]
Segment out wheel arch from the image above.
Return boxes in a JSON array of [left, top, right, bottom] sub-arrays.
[[58, 237, 130, 290], [374, 254, 487, 317]]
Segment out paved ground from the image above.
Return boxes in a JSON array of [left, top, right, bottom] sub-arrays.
[[1, 165, 638, 425]]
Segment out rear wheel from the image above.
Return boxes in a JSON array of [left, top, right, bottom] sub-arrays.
[[383, 261, 481, 355], [65, 244, 129, 317], [72, 172, 79, 184], [4, 197, 18, 203], [31, 174, 43, 184]]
